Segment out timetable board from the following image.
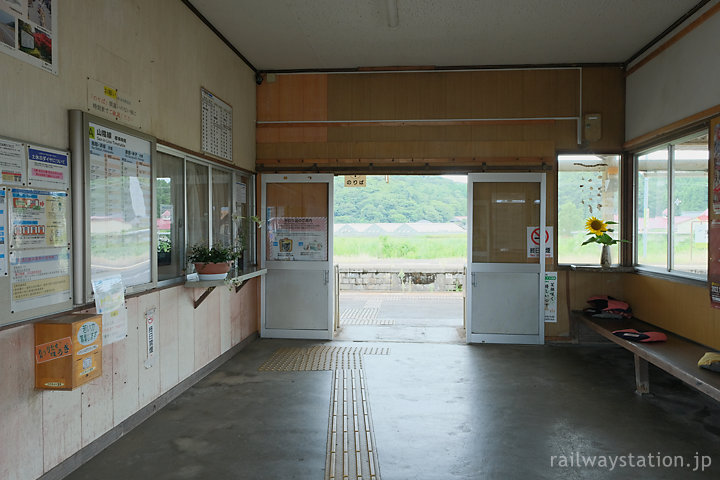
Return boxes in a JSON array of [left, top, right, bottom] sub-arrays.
[[201, 87, 232, 162]]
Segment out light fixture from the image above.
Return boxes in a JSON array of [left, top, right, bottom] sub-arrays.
[[387, 0, 399, 28]]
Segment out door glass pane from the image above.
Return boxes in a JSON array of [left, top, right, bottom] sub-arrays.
[[472, 182, 540, 263], [266, 182, 328, 261], [156, 152, 185, 281], [672, 133, 708, 275], [637, 149, 668, 267], [212, 169, 232, 247], [186, 162, 209, 250]]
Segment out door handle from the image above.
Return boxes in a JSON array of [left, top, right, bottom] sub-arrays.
[[471, 272, 477, 287], [324, 270, 329, 285]]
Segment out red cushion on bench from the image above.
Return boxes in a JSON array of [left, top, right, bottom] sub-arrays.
[[612, 328, 668, 343]]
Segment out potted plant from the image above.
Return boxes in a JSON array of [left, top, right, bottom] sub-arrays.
[[581, 217, 629, 268], [157, 236, 172, 266], [187, 242, 242, 280]]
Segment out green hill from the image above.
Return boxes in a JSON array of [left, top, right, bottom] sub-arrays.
[[334, 176, 467, 223]]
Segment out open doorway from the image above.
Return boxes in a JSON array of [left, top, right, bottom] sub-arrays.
[[333, 175, 467, 343]]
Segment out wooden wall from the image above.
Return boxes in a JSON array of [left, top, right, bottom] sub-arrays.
[[256, 67, 624, 171], [0, 280, 259, 480]]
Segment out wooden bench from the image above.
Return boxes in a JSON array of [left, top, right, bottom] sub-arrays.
[[572, 311, 720, 402]]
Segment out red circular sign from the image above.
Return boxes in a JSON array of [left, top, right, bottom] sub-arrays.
[[531, 228, 550, 245]]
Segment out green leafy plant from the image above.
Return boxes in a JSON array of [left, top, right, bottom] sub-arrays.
[[187, 242, 242, 264], [157, 237, 172, 253]]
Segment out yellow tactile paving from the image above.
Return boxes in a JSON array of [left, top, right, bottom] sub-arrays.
[[326, 369, 380, 480], [258, 345, 389, 372]]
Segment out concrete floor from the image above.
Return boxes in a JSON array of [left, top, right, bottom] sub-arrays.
[[64, 339, 720, 479], [335, 292, 465, 343]]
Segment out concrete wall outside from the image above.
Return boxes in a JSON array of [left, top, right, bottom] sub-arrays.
[[0, 1, 258, 479], [339, 267, 464, 292]]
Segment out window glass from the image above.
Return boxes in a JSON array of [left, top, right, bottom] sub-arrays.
[[186, 161, 209, 250], [672, 133, 708, 275], [156, 152, 185, 281], [636, 148, 669, 268], [558, 155, 621, 264], [211, 169, 232, 247], [234, 173, 255, 268]]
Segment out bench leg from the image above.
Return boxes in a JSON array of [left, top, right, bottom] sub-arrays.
[[634, 354, 650, 395]]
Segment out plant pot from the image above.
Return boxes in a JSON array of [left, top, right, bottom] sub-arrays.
[[194, 261, 231, 280], [157, 251, 171, 266], [600, 245, 611, 268]]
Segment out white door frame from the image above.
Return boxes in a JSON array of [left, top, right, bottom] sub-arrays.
[[260, 173, 334, 340], [466, 172, 546, 344]]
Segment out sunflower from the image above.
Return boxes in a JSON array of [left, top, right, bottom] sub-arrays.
[[585, 216, 608, 236]]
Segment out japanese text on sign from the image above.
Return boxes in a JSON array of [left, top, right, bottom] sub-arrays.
[[344, 175, 366, 187], [527, 226, 554, 258], [35, 337, 72, 363]]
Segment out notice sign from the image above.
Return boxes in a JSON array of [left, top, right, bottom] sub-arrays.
[[144, 307, 156, 369], [9, 188, 67, 248], [91, 276, 127, 345], [344, 175, 366, 187], [0, 139, 25, 185], [10, 247, 71, 313], [267, 217, 328, 261], [0, 189, 6, 276], [27, 146, 69, 189], [0, 0, 58, 74], [527, 226, 554, 258], [544, 272, 558, 323], [87, 78, 143, 130]]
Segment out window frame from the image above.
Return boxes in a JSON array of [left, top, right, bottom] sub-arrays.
[[633, 129, 709, 281], [155, 144, 257, 283]]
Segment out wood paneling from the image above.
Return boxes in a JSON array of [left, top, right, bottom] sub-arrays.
[[621, 275, 720, 350], [257, 68, 624, 170]]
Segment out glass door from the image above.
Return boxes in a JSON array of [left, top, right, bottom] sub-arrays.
[[467, 173, 546, 344], [261, 174, 333, 339]]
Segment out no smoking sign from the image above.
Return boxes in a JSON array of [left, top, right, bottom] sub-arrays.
[[526, 226, 553, 258]]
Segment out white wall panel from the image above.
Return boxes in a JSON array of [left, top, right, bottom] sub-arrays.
[[626, 12, 720, 140], [158, 288, 180, 394], [177, 289, 196, 380], [219, 287, 232, 353], [137, 292, 161, 407], [80, 343, 114, 447], [0, 326, 43, 480], [112, 301, 140, 426], [42, 389, 82, 472]]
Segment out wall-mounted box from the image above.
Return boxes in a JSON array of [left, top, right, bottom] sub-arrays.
[[34, 313, 102, 390]]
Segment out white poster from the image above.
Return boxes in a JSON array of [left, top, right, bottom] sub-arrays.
[[201, 88, 232, 162], [9, 247, 70, 312], [87, 78, 143, 130], [0, 189, 6, 276], [88, 122, 152, 288], [91, 276, 127, 345], [0, 139, 25, 185], [27, 146, 69, 189], [144, 307, 156, 368], [527, 226, 554, 258], [9, 188, 67, 248], [0, 0, 58, 75], [267, 217, 328, 261], [544, 272, 558, 323]]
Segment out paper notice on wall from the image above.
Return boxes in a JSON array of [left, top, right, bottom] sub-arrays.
[[144, 308, 156, 368], [267, 217, 328, 261], [9, 188, 67, 248], [0, 139, 25, 185], [527, 226, 554, 258], [544, 272, 558, 323], [0, 189, 6, 276], [91, 276, 127, 344], [9, 247, 71, 313], [91, 276, 125, 313], [27, 146, 69, 189]]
